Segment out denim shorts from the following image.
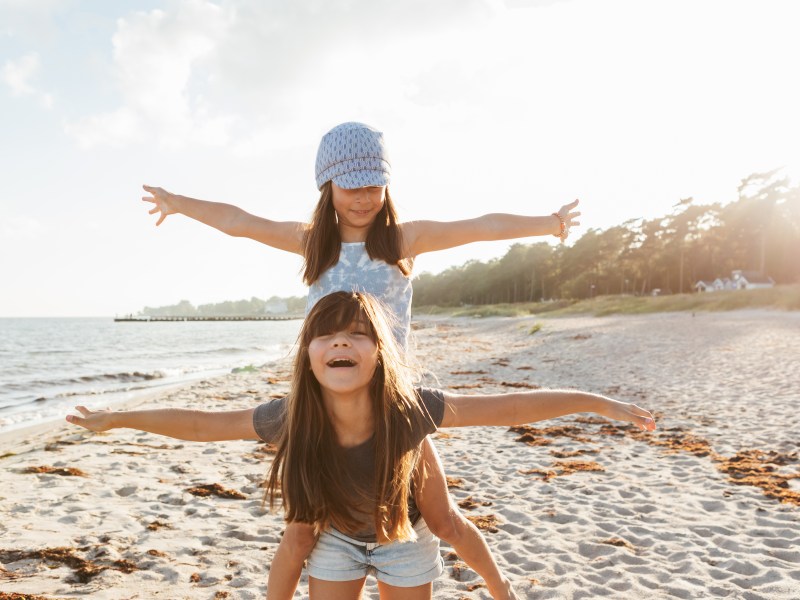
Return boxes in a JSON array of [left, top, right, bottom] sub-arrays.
[[306, 519, 444, 587]]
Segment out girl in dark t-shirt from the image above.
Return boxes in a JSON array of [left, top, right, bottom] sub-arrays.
[[67, 291, 656, 599]]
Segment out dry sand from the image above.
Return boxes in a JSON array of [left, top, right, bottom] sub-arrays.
[[1, 310, 798, 599]]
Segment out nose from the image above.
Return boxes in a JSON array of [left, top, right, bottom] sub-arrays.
[[330, 332, 351, 347]]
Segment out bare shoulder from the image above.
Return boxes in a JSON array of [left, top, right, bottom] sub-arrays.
[[398, 221, 420, 257], [401, 218, 487, 256]]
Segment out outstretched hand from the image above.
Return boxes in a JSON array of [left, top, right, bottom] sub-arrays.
[[142, 184, 176, 226], [66, 406, 114, 432], [556, 199, 581, 241], [604, 398, 656, 432]]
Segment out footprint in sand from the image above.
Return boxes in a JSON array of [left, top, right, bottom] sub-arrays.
[[708, 567, 734, 581], [116, 485, 138, 497], [699, 499, 726, 512], [718, 558, 760, 577], [58, 515, 79, 524]]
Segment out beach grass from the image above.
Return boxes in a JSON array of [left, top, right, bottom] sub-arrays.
[[413, 284, 800, 318]]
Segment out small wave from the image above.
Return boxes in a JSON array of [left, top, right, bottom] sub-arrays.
[[55, 382, 156, 398], [1, 370, 166, 392], [77, 371, 166, 384], [182, 346, 256, 356], [1, 379, 174, 411]]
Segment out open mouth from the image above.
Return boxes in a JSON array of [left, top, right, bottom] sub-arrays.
[[326, 358, 356, 368]]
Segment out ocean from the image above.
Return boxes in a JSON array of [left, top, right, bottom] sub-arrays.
[[0, 317, 303, 436]]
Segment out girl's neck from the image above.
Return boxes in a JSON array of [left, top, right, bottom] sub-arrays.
[[321, 388, 374, 447], [338, 223, 368, 243]]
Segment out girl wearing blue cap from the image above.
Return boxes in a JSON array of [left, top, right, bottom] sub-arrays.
[[141, 122, 581, 599], [69, 291, 655, 600]]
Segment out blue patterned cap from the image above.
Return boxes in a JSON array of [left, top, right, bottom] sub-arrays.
[[315, 122, 391, 190]]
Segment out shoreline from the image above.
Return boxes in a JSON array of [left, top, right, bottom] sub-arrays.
[[0, 384, 189, 457], [1, 311, 798, 599], [0, 317, 303, 440], [0, 351, 296, 455]]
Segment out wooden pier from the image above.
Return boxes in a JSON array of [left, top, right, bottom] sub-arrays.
[[114, 315, 301, 322]]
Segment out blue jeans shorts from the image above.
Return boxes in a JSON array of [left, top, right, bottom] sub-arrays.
[[306, 518, 444, 587]]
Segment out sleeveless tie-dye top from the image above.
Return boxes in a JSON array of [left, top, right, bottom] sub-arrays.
[[306, 242, 412, 348]]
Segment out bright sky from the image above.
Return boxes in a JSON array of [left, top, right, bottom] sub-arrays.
[[1, 0, 798, 317]]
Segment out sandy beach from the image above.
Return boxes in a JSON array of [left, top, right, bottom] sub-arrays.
[[1, 310, 798, 599]]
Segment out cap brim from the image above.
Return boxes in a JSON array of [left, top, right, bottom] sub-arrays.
[[331, 170, 390, 190]]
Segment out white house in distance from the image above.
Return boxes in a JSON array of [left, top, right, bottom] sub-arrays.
[[695, 270, 775, 292], [695, 278, 728, 292], [731, 270, 775, 289]]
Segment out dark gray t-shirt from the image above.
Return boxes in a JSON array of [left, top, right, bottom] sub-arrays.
[[253, 387, 446, 542]]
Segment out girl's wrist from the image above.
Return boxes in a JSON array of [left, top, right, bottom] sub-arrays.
[[551, 213, 566, 239], [171, 194, 186, 213], [107, 411, 123, 429]]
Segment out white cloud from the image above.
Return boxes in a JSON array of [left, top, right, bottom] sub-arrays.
[[65, 0, 236, 149], [1, 52, 54, 108], [63, 0, 496, 151], [60, 0, 800, 205], [65, 106, 146, 148], [2, 52, 37, 95], [0, 0, 64, 41]]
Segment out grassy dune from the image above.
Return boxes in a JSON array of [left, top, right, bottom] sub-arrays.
[[414, 284, 800, 318]]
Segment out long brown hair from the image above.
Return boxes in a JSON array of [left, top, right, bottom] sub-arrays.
[[302, 182, 413, 285], [265, 291, 430, 542]]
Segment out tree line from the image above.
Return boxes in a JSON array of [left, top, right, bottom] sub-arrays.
[[141, 295, 307, 317], [413, 170, 800, 307]]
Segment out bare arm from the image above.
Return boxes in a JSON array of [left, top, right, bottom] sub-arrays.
[[401, 200, 581, 257], [439, 389, 655, 431], [142, 185, 306, 255], [66, 406, 260, 441]]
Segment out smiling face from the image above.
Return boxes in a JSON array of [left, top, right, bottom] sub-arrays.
[[331, 182, 386, 239], [308, 318, 380, 397]]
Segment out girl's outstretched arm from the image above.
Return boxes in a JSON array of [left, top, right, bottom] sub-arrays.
[[142, 185, 306, 255], [66, 406, 259, 441], [401, 199, 581, 256], [440, 389, 655, 432]]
